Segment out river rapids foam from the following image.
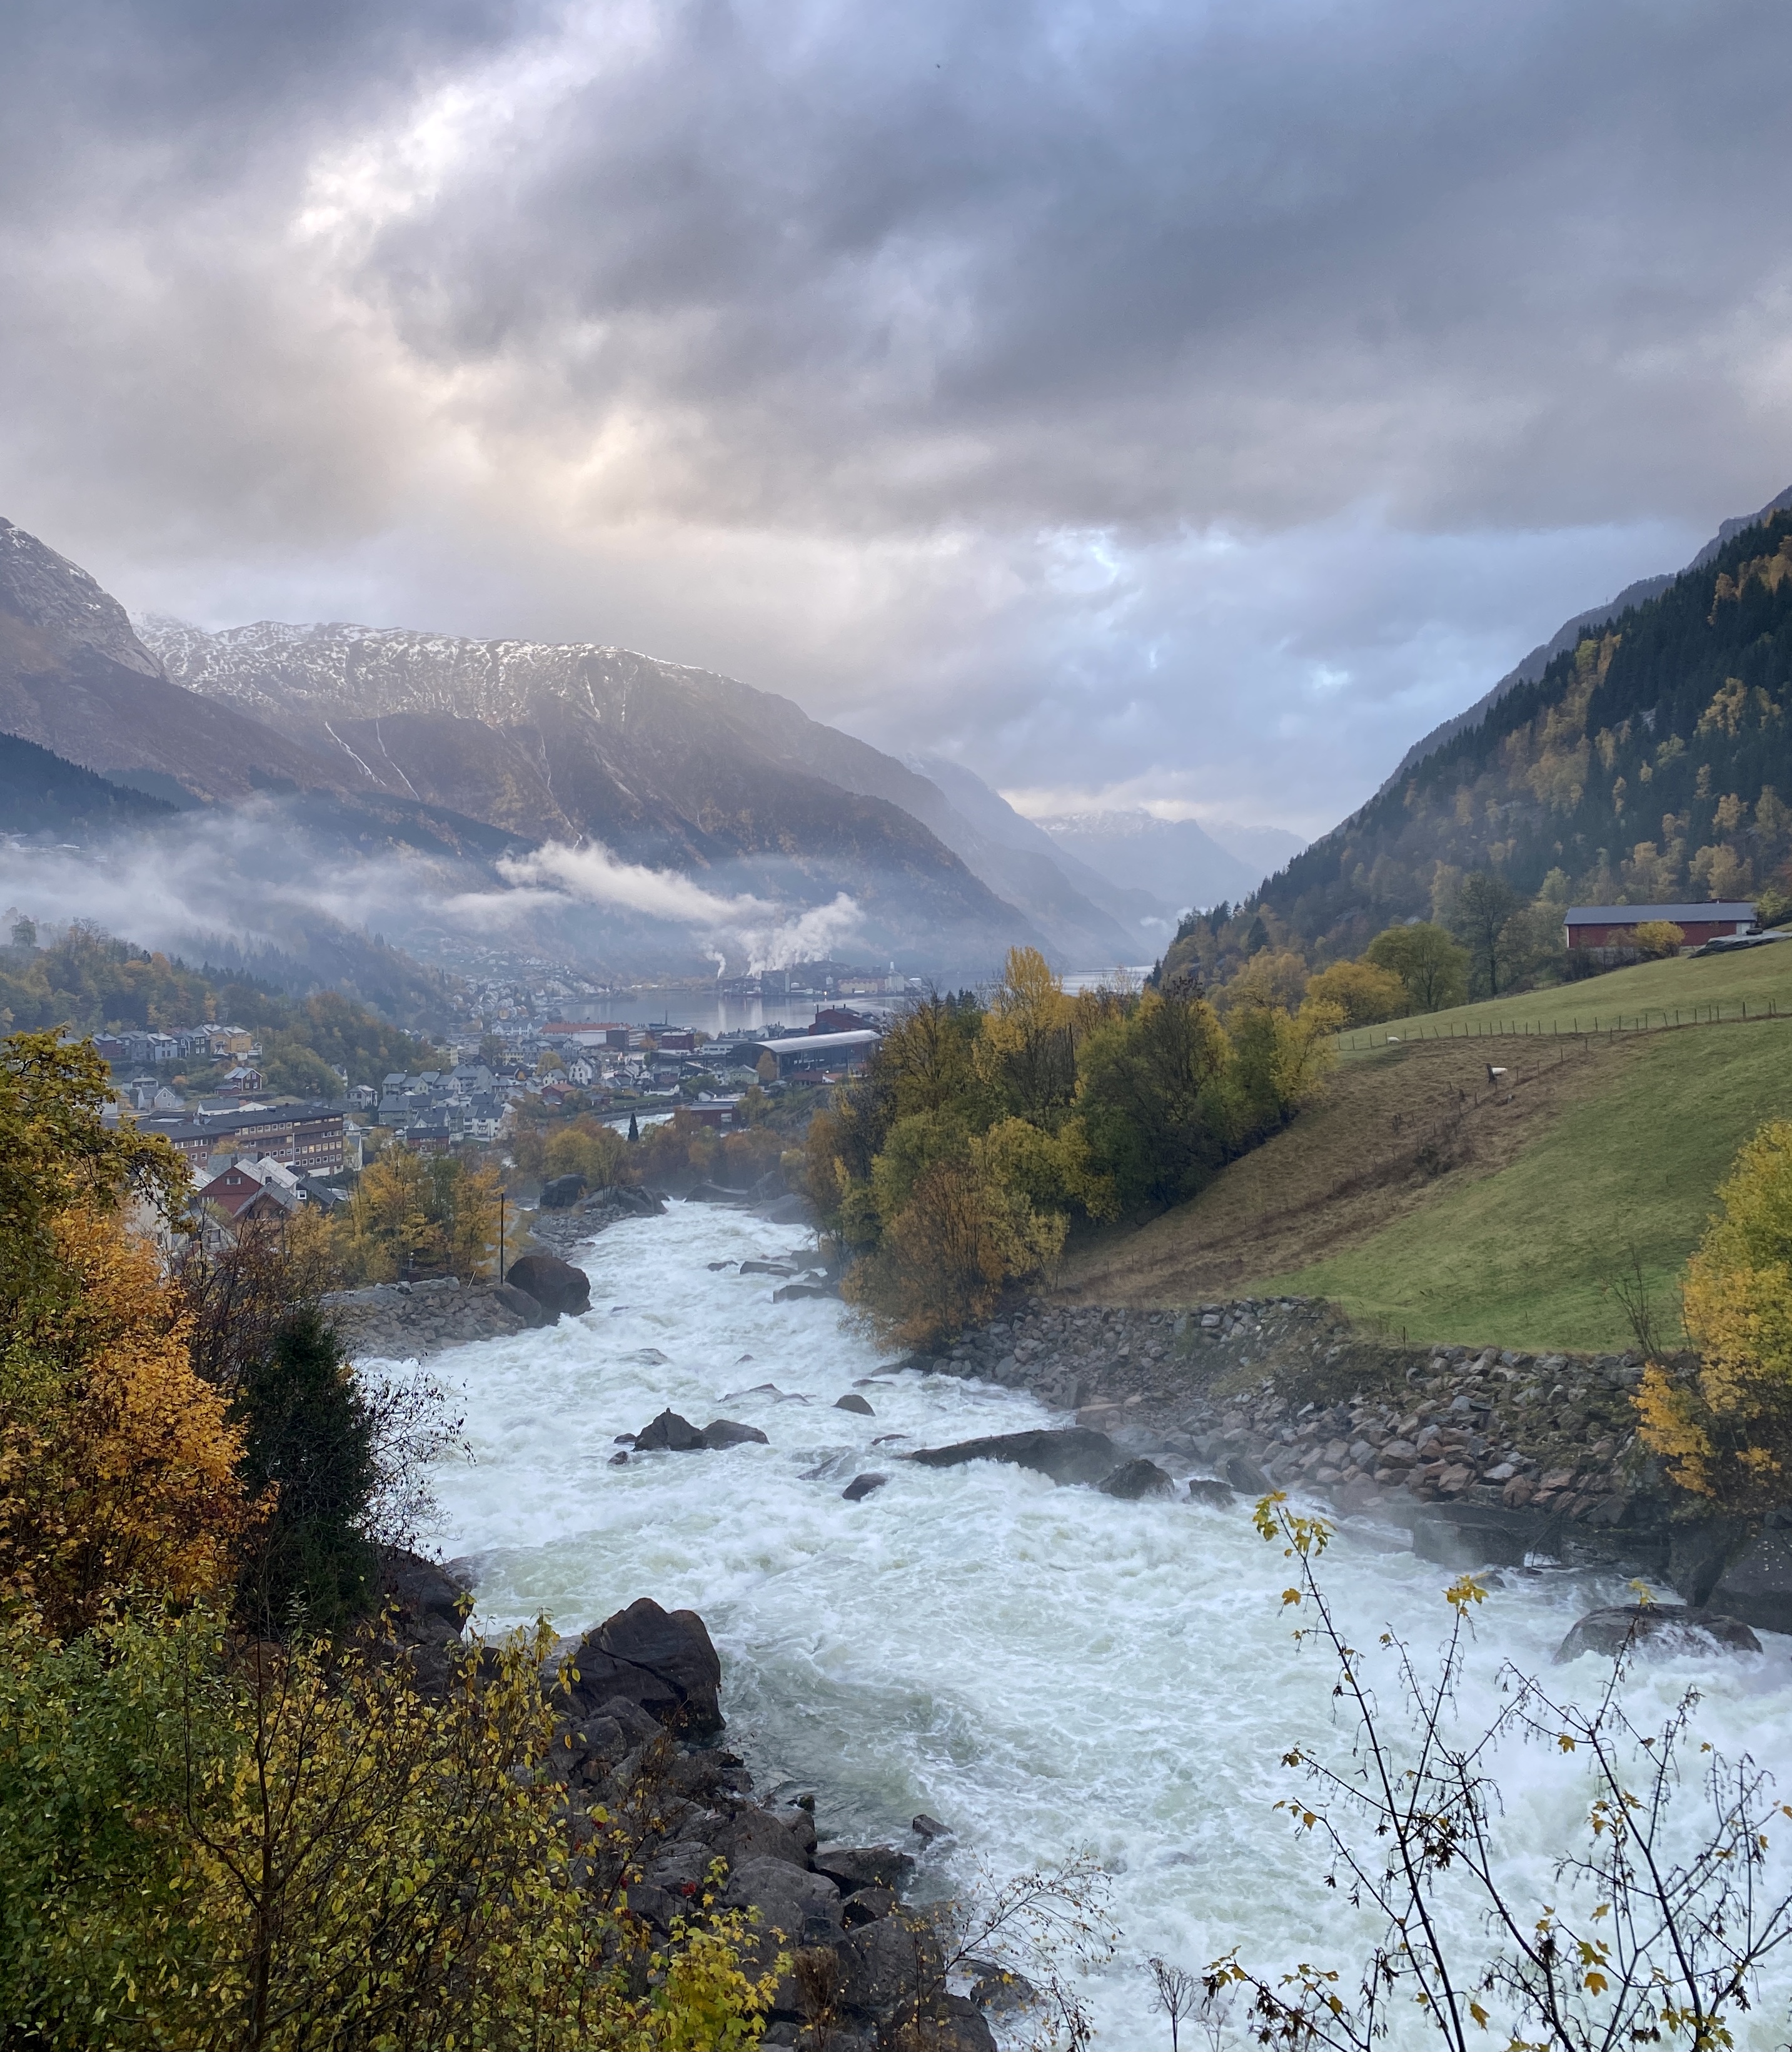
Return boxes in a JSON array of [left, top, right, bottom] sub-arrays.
[[377, 1200, 1792, 2048]]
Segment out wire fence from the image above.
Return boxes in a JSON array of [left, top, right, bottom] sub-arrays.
[[1339, 995, 1788, 1054]]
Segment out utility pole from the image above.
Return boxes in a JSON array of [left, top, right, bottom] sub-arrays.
[[499, 1190, 506, 1283]]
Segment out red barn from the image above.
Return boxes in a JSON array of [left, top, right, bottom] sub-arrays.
[[1563, 902, 1758, 951]]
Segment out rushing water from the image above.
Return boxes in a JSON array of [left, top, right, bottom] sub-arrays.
[[388, 1201, 1792, 2048]]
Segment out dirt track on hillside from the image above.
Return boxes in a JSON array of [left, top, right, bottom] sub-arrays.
[[1057, 1032, 1639, 1306]]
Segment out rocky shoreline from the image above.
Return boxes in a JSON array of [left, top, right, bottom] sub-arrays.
[[906, 1295, 1792, 1637], [385, 1555, 997, 2052]]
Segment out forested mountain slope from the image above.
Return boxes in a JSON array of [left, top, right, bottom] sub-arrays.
[[1259, 505, 1792, 956]]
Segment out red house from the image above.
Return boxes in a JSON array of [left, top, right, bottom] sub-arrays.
[[1564, 902, 1758, 951]]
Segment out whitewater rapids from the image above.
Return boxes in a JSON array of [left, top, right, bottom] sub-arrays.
[[390, 1200, 1792, 2048]]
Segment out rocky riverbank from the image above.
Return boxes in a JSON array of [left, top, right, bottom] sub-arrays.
[[910, 1296, 1792, 1635], [392, 1556, 996, 2052]]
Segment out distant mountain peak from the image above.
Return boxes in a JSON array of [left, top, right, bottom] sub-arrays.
[[1, 519, 161, 679]]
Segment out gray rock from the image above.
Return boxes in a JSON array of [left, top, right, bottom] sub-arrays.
[[911, 1812, 952, 1843], [491, 1280, 551, 1326], [908, 1428, 1117, 1486], [1708, 1529, 1792, 1636], [722, 1857, 843, 1943], [813, 1842, 917, 1893], [833, 1913, 941, 2019], [540, 1173, 586, 1209], [1183, 1477, 1237, 1507], [700, 1418, 771, 1448], [1555, 1604, 1763, 1664], [1412, 1504, 1538, 1569], [717, 1807, 812, 1871], [504, 1253, 591, 1318], [773, 1281, 834, 1302], [555, 1597, 724, 1736], [842, 1472, 888, 1502], [740, 1260, 798, 1277], [1098, 1458, 1174, 1500], [635, 1409, 707, 1452], [1222, 1454, 1272, 1494], [835, 1392, 875, 1415]]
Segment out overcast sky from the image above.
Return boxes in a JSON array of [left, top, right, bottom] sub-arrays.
[[4, 0, 1791, 837]]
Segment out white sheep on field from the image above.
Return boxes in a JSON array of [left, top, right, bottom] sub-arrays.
[[1486, 1063, 1508, 1084]]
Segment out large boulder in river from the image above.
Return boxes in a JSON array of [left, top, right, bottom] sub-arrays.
[[491, 1280, 551, 1327], [539, 1173, 586, 1209], [908, 1427, 1117, 1486], [556, 1597, 725, 1736], [700, 1417, 770, 1448], [1554, 1604, 1763, 1665], [1099, 1458, 1174, 1500], [504, 1253, 590, 1319], [636, 1408, 707, 1452]]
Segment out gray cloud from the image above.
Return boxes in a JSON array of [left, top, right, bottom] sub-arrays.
[[3, 0, 1791, 836]]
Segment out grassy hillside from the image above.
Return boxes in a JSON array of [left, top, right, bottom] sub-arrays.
[[1060, 943, 1792, 1352], [1336, 938, 1792, 1049]]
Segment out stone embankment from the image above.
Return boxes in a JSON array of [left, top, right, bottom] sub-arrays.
[[393, 1559, 994, 2052], [914, 1295, 1792, 1635], [323, 1276, 538, 1360]]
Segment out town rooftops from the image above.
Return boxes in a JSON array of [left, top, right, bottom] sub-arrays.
[[1564, 902, 1758, 927]]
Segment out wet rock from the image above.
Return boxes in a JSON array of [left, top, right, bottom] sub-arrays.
[[1099, 1458, 1174, 1500], [492, 1280, 551, 1327], [842, 1884, 899, 1928], [608, 1450, 629, 1466], [540, 1173, 586, 1209], [1555, 1604, 1763, 1664], [505, 1253, 591, 1319], [1708, 1528, 1792, 1637], [835, 1393, 875, 1415], [1222, 1454, 1272, 1494], [911, 1813, 952, 1843], [722, 1857, 843, 1943], [813, 1843, 917, 1894], [740, 1260, 798, 1277], [635, 1409, 707, 1452], [1412, 1504, 1536, 1569], [700, 1418, 770, 1448], [555, 1597, 724, 1737], [1184, 1477, 1237, 1507], [842, 1472, 888, 1502], [774, 1280, 835, 1302], [833, 1914, 942, 2020], [717, 1807, 813, 1871], [908, 1427, 1117, 1487]]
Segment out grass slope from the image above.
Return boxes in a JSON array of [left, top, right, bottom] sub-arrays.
[[1060, 947, 1792, 1352], [1337, 940, 1792, 1054], [1265, 1017, 1792, 1351]]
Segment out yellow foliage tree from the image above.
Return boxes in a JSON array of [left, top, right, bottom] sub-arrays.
[[1304, 957, 1408, 1026], [334, 1146, 500, 1282], [1, 1212, 249, 1637], [1631, 919, 1686, 959], [0, 1031, 248, 1635], [1636, 1118, 1792, 1508]]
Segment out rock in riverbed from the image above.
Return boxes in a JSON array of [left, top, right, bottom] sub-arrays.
[[503, 1253, 591, 1320], [1555, 1604, 1763, 1664], [700, 1418, 770, 1448], [1099, 1458, 1174, 1500], [635, 1408, 707, 1452], [908, 1427, 1118, 1486], [842, 1472, 888, 1502], [554, 1596, 725, 1735]]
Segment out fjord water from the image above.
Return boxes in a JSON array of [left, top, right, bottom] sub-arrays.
[[406, 1203, 1792, 2048]]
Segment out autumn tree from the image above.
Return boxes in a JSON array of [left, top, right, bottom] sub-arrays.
[[1304, 957, 1407, 1026], [1365, 922, 1470, 1013], [1636, 1117, 1792, 1509], [334, 1147, 500, 1283], [0, 1032, 248, 1635]]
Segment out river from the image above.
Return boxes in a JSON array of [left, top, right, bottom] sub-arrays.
[[397, 1200, 1792, 2048]]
